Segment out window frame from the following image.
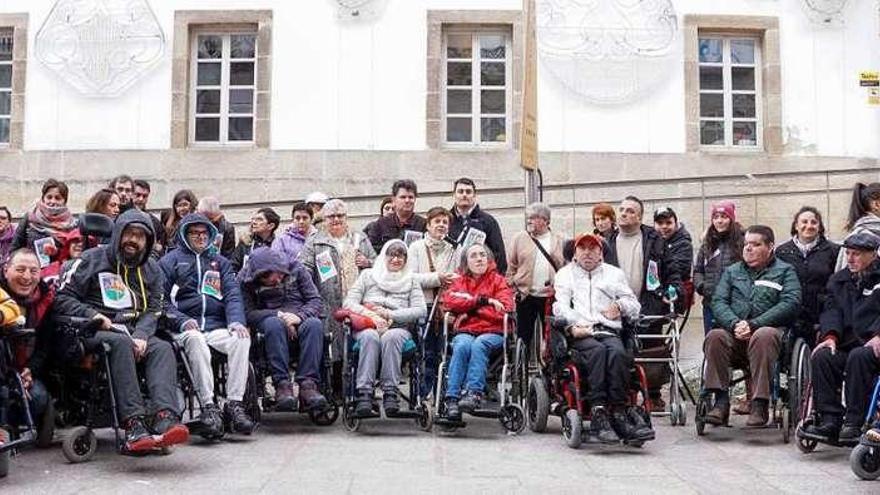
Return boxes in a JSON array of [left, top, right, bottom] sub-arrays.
[[0, 28, 13, 147], [697, 34, 764, 151], [188, 29, 258, 147], [441, 27, 512, 148]]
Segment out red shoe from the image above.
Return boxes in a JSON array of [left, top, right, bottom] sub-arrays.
[[123, 417, 159, 453], [152, 410, 190, 448]]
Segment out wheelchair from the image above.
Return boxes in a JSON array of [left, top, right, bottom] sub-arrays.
[[0, 325, 53, 477], [526, 317, 654, 449], [850, 376, 880, 480], [248, 329, 340, 427], [338, 315, 432, 433], [432, 312, 526, 434], [693, 326, 810, 443]]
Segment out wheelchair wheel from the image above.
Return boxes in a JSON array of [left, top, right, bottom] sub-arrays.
[[416, 402, 433, 432], [342, 406, 361, 432], [309, 403, 340, 426], [789, 338, 811, 425], [499, 404, 525, 434], [676, 403, 687, 427], [781, 408, 791, 444], [850, 444, 880, 481], [527, 376, 550, 433], [695, 397, 709, 436], [62, 426, 97, 463], [0, 428, 9, 478], [36, 398, 57, 448], [561, 409, 582, 449], [796, 434, 818, 453], [243, 363, 262, 425]]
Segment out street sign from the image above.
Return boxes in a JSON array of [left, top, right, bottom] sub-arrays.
[[520, 0, 538, 171]]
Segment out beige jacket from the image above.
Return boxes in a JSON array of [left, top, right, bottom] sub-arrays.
[[506, 230, 566, 297]]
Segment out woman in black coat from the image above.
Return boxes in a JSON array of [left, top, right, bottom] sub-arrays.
[[775, 206, 839, 344]]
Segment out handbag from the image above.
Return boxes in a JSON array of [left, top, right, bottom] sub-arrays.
[[332, 308, 376, 332]]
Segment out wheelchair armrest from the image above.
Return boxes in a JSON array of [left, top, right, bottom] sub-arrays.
[[55, 315, 101, 331], [1, 326, 36, 339]]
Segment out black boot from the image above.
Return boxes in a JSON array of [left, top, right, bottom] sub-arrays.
[[590, 406, 620, 444], [445, 397, 461, 421], [224, 401, 256, 435], [354, 392, 374, 418]]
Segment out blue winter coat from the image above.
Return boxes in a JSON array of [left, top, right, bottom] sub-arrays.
[[159, 213, 246, 332]]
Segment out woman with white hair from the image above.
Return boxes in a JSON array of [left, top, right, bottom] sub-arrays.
[[506, 202, 565, 344], [301, 199, 377, 370], [196, 196, 236, 258]]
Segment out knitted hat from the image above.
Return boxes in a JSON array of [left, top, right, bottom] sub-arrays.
[[711, 201, 736, 222]]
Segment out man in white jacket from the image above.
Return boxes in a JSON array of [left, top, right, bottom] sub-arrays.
[[553, 233, 653, 443]]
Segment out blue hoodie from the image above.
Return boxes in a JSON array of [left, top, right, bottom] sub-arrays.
[[159, 213, 246, 332]]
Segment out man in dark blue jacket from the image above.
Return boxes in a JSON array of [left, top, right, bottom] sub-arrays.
[[239, 247, 328, 412], [159, 213, 254, 436]]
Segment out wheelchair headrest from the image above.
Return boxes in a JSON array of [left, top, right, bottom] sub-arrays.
[[79, 213, 114, 240]]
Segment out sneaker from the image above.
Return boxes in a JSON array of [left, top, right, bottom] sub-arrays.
[[839, 423, 862, 444], [590, 406, 620, 444], [123, 416, 158, 453], [299, 379, 328, 413], [224, 401, 256, 435], [152, 410, 190, 448], [445, 397, 461, 421], [610, 409, 635, 439], [274, 380, 298, 412], [354, 392, 374, 418], [197, 403, 224, 438], [459, 391, 483, 414], [382, 389, 400, 416], [746, 399, 769, 427]]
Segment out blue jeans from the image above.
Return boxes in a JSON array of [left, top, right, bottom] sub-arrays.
[[445, 333, 503, 399], [260, 316, 324, 385]]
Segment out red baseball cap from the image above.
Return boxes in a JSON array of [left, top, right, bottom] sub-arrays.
[[573, 232, 604, 250]]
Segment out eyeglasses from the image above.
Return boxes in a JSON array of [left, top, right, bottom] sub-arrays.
[[188, 231, 210, 238], [387, 253, 407, 261], [326, 213, 346, 219]]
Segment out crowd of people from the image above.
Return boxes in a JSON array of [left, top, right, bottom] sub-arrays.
[[0, 174, 879, 469]]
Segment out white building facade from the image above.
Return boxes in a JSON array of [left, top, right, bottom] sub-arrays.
[[0, 0, 879, 239]]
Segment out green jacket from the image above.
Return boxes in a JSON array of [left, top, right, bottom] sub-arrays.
[[710, 257, 801, 331]]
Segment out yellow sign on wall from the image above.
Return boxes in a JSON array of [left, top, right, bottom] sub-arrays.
[[860, 71, 879, 87]]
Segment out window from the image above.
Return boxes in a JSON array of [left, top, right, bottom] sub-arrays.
[[0, 29, 12, 146], [698, 36, 762, 148], [442, 30, 510, 145], [190, 32, 257, 145]]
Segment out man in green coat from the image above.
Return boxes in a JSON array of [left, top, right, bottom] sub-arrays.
[[703, 225, 801, 427]]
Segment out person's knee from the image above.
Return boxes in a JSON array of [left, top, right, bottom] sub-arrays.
[[751, 326, 778, 343], [299, 317, 323, 338], [262, 316, 287, 336], [847, 346, 876, 366], [704, 328, 728, 350], [359, 329, 380, 345]]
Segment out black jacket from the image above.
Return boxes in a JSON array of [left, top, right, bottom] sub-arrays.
[[365, 213, 426, 254], [54, 209, 165, 341], [449, 205, 507, 274], [213, 216, 236, 259], [231, 232, 275, 273], [819, 260, 880, 351], [775, 237, 840, 328], [694, 230, 743, 301], [605, 224, 680, 315]]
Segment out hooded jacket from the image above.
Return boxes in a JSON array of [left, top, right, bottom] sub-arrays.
[[55, 208, 164, 340], [441, 260, 514, 335], [272, 225, 313, 264], [238, 247, 323, 328], [159, 213, 245, 332], [819, 259, 880, 350]]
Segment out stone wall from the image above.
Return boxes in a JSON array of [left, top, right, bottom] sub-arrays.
[[1, 149, 878, 245]]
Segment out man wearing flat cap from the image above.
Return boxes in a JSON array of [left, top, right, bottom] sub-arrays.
[[803, 231, 880, 444]]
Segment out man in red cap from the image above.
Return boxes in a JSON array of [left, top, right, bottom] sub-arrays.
[[553, 233, 654, 444]]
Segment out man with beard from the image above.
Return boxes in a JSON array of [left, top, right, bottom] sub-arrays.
[[55, 209, 189, 454]]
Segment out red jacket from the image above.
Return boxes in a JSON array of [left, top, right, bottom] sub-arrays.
[[441, 262, 514, 335]]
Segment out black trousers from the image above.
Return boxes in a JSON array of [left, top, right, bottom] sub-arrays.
[[516, 295, 547, 344], [570, 334, 631, 407], [812, 346, 880, 425]]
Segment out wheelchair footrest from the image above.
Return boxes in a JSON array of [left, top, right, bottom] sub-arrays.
[[0, 435, 34, 453], [385, 410, 420, 419], [468, 409, 500, 419], [434, 417, 467, 428]]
